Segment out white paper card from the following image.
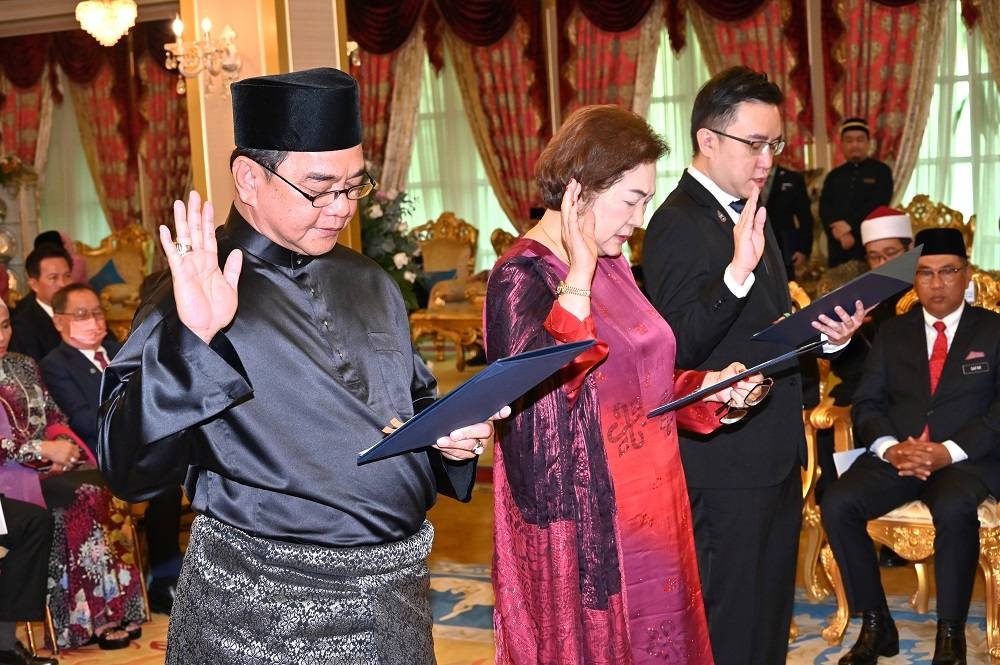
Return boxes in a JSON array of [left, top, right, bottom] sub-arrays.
[[833, 448, 867, 477]]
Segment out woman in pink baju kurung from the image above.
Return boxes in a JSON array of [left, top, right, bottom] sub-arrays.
[[484, 105, 766, 664]]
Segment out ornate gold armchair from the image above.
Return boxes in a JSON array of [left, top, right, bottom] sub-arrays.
[[814, 269, 1000, 661], [76, 224, 154, 340], [409, 212, 482, 371]]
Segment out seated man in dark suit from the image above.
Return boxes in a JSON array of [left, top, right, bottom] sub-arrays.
[[0, 497, 58, 665], [10, 245, 73, 361], [40, 284, 183, 615], [821, 227, 1000, 665]]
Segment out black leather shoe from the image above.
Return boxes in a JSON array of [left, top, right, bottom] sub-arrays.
[[838, 609, 899, 665], [0, 640, 58, 665], [147, 577, 177, 615], [932, 619, 967, 665], [878, 546, 909, 568]]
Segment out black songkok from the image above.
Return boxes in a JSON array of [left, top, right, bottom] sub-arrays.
[[915, 227, 967, 258], [231, 68, 362, 151], [840, 117, 870, 137], [34, 230, 63, 249]]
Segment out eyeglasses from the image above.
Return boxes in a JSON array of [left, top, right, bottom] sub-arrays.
[[708, 129, 785, 156], [716, 378, 774, 425], [914, 265, 966, 285], [255, 161, 377, 208], [864, 246, 905, 264], [57, 308, 106, 322]]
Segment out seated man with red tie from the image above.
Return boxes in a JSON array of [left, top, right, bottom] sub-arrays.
[[821, 227, 1000, 665], [40, 284, 184, 615]]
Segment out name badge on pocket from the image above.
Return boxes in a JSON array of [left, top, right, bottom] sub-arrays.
[[863, 177, 877, 184], [962, 361, 990, 375]]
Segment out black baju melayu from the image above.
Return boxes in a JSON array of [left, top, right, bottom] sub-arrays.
[[819, 158, 893, 267], [97, 208, 474, 663]]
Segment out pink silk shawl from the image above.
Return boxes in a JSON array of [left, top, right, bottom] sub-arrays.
[[485, 239, 716, 664]]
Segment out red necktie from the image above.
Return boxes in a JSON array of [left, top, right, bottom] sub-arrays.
[[928, 321, 948, 394], [94, 349, 109, 370], [921, 321, 948, 440]]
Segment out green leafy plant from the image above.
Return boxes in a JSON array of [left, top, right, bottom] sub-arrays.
[[360, 178, 424, 312]]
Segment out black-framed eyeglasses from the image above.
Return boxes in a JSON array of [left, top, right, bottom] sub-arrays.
[[716, 378, 774, 425], [708, 128, 786, 156], [914, 265, 966, 285], [56, 307, 106, 322], [255, 161, 377, 207]]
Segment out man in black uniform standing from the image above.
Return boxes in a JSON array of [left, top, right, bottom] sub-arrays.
[[763, 162, 814, 280], [819, 118, 893, 267]]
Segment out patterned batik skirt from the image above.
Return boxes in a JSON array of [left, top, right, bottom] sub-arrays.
[[167, 514, 436, 665]]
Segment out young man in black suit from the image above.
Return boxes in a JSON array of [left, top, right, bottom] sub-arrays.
[[9, 244, 73, 361], [643, 67, 866, 664], [822, 227, 1000, 665], [40, 284, 183, 615]]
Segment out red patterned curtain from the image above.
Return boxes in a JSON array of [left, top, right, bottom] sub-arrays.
[[348, 0, 425, 172], [137, 52, 191, 235], [68, 63, 137, 231], [0, 74, 46, 167], [690, 0, 811, 170], [354, 51, 395, 173], [561, 3, 650, 115], [822, 0, 921, 163], [434, 1, 549, 231]]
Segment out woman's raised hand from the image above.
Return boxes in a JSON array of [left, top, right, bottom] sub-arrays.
[[560, 179, 598, 280], [160, 191, 243, 344], [730, 186, 767, 284]]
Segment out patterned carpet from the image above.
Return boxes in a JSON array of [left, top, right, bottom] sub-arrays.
[[27, 564, 991, 664]]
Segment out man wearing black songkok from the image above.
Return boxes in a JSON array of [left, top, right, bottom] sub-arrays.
[[819, 118, 894, 267], [823, 228, 1000, 665], [97, 68, 506, 664]]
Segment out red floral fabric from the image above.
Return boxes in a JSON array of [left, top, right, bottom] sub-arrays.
[[704, 0, 812, 170], [138, 52, 192, 235], [562, 6, 647, 116], [0, 73, 45, 166], [69, 64, 138, 231], [822, 0, 922, 164]]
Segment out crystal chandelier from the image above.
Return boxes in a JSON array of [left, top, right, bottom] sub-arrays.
[[75, 0, 137, 47], [164, 16, 242, 96]]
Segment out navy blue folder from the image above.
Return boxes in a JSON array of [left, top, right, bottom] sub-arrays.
[[357, 339, 597, 464], [752, 245, 920, 346]]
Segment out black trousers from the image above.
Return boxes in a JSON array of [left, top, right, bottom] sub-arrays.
[[688, 470, 803, 665], [821, 455, 988, 621], [0, 496, 53, 621], [145, 485, 183, 574]]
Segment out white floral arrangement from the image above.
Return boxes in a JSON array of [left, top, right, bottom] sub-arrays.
[[360, 174, 424, 312]]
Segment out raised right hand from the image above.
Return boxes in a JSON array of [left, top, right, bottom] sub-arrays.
[[730, 186, 766, 283], [160, 191, 243, 344]]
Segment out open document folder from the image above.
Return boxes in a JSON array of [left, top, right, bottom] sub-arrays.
[[752, 245, 921, 347], [647, 338, 827, 418], [357, 339, 596, 464]]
